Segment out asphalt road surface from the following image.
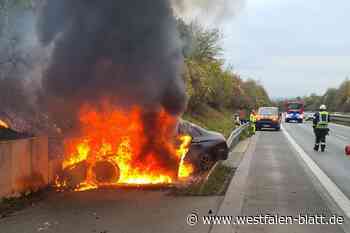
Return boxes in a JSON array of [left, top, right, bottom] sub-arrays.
[[284, 122, 350, 198], [0, 189, 222, 233], [233, 130, 345, 233]]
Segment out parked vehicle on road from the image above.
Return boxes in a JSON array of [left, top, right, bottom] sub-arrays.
[[177, 120, 229, 172], [285, 100, 305, 123], [255, 107, 282, 131]]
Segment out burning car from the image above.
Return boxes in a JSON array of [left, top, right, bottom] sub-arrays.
[[55, 105, 195, 191], [54, 104, 229, 191], [177, 120, 229, 173]]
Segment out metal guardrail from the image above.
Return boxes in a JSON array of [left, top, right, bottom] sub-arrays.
[[203, 123, 249, 184], [227, 123, 249, 150], [330, 114, 350, 124]]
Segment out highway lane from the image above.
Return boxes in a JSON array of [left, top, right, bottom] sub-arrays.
[[283, 122, 350, 199], [231, 131, 344, 233], [0, 189, 222, 233], [330, 123, 350, 142]]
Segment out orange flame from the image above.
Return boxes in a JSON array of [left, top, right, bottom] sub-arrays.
[[0, 119, 9, 129], [57, 102, 193, 191]]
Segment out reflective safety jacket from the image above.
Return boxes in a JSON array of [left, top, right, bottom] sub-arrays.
[[250, 113, 257, 123], [313, 111, 330, 129]]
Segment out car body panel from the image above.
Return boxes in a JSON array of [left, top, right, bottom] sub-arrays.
[[177, 120, 229, 172]]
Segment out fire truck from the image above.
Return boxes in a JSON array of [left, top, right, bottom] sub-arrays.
[[285, 100, 305, 123]]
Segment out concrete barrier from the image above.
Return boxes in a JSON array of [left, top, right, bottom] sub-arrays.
[[0, 137, 55, 198], [0, 143, 12, 198], [49, 158, 63, 184]]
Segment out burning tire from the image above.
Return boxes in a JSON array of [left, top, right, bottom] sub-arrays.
[[61, 161, 88, 189], [199, 153, 214, 171], [92, 160, 120, 184], [60, 160, 121, 189]]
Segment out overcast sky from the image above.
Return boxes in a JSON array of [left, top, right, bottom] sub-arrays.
[[220, 0, 350, 98]]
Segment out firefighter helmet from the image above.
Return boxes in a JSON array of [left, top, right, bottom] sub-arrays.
[[319, 105, 327, 111]]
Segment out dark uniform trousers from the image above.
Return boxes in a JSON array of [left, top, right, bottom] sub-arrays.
[[314, 128, 329, 146], [313, 111, 330, 151]]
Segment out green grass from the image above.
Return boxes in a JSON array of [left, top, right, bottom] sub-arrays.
[[240, 125, 255, 140], [172, 163, 235, 196], [183, 105, 236, 138]]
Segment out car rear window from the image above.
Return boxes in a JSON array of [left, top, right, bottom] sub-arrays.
[[258, 108, 278, 115], [177, 121, 205, 137]]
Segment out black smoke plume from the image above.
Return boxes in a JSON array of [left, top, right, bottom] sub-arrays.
[[37, 0, 187, 131]]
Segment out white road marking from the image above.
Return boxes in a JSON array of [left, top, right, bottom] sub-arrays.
[[282, 125, 350, 220]]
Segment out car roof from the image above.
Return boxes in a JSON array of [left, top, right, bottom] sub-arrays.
[[177, 119, 225, 140]]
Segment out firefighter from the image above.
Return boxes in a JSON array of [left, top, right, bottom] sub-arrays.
[[313, 105, 330, 152], [250, 110, 257, 134]]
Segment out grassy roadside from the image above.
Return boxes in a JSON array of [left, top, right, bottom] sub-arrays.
[[183, 104, 236, 138], [171, 164, 235, 196]]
